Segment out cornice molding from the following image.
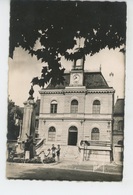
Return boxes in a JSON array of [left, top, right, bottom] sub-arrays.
[[39, 88, 115, 95], [39, 117, 112, 121]]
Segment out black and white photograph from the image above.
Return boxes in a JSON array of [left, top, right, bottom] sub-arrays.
[[6, 0, 126, 182]]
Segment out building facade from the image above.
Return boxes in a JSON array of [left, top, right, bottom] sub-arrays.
[[113, 98, 124, 145], [37, 59, 115, 162], [113, 98, 124, 162]]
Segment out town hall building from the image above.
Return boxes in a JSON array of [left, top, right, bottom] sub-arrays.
[[37, 57, 115, 162]]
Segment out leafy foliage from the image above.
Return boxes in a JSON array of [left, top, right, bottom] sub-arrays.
[[8, 98, 23, 140], [9, 1, 126, 86]]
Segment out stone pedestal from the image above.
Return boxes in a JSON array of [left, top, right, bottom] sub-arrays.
[[20, 99, 36, 142]]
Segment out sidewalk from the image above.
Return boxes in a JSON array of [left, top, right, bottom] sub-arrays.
[[7, 159, 123, 175], [50, 160, 123, 175]]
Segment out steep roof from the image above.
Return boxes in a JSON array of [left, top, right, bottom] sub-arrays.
[[84, 72, 109, 89], [47, 71, 109, 89], [114, 99, 124, 116], [47, 73, 70, 89]]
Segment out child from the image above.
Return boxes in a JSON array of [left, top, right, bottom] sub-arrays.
[[51, 144, 56, 159], [38, 149, 51, 163], [56, 145, 61, 162]]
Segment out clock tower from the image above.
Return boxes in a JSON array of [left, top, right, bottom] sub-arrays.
[[70, 56, 85, 86]]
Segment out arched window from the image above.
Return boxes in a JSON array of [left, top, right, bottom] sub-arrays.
[[118, 140, 123, 146], [91, 128, 100, 140], [69, 126, 78, 132], [118, 120, 124, 131], [48, 126, 56, 141], [71, 100, 78, 113], [50, 100, 57, 113], [93, 100, 100, 114]]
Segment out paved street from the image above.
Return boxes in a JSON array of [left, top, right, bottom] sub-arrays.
[[6, 162, 122, 181]]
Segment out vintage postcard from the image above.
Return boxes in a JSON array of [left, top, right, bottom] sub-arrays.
[[6, 0, 126, 182]]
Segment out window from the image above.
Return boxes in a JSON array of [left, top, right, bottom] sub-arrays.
[[117, 140, 123, 146], [91, 128, 99, 140], [50, 100, 57, 113], [118, 120, 124, 131], [71, 99, 78, 113], [69, 126, 78, 132], [48, 126, 56, 141], [93, 100, 100, 114]]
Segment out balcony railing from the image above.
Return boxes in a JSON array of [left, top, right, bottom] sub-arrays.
[[80, 140, 111, 147]]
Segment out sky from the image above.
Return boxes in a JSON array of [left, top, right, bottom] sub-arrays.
[[8, 1, 126, 107], [8, 45, 125, 107]]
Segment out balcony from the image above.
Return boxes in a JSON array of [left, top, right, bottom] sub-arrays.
[[88, 140, 111, 147], [80, 140, 111, 151]]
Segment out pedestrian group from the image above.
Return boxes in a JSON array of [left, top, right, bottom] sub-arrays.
[[38, 144, 61, 163], [50, 144, 61, 162]]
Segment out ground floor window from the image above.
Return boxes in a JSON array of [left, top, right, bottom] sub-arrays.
[[118, 140, 123, 146], [48, 126, 56, 141], [118, 120, 124, 131], [91, 128, 99, 140]]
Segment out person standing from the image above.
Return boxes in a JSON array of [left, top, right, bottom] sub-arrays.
[[24, 138, 30, 160], [56, 145, 61, 162], [51, 144, 56, 159], [38, 150, 45, 163]]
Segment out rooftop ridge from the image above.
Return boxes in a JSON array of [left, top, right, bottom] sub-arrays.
[[47, 71, 111, 89]]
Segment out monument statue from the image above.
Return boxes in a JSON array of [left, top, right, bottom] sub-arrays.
[[28, 85, 34, 100]]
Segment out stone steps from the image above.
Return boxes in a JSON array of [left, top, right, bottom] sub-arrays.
[[36, 145, 80, 162], [62, 146, 79, 161]]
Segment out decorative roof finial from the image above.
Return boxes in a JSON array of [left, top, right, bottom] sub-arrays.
[[109, 72, 114, 77]]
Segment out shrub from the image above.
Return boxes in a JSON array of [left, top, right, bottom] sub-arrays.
[[43, 157, 55, 164]]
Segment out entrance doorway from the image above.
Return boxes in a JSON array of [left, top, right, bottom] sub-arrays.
[[68, 126, 78, 146]]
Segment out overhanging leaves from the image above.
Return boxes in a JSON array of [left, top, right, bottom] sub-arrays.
[[9, 1, 126, 86]]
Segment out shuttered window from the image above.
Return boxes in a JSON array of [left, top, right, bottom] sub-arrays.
[[50, 100, 57, 113], [71, 100, 78, 114], [93, 100, 100, 114], [48, 126, 56, 141], [91, 128, 100, 140]]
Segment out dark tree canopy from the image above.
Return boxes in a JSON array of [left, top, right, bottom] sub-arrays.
[[9, 0, 126, 87], [8, 99, 23, 140]]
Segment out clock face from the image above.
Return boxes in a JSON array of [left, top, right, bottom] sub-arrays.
[[73, 73, 80, 83]]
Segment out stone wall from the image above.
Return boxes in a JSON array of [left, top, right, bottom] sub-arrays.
[[38, 119, 112, 146], [39, 91, 113, 115], [85, 93, 113, 114]]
